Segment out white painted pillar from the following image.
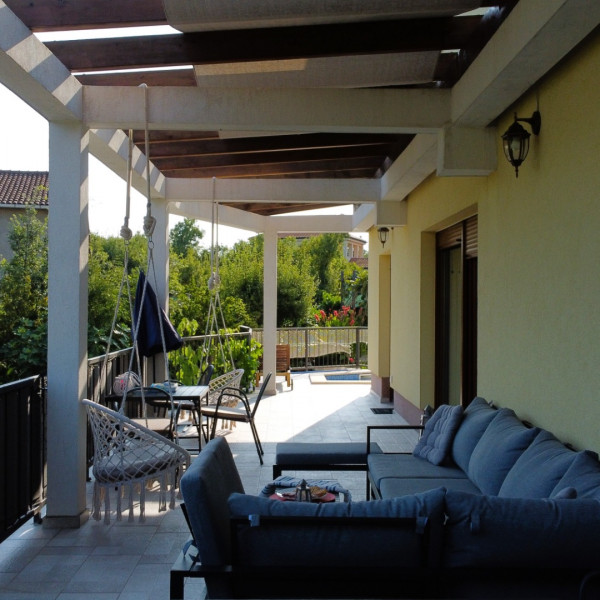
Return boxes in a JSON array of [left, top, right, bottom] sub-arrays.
[[262, 228, 278, 395], [149, 198, 169, 383], [45, 122, 90, 527]]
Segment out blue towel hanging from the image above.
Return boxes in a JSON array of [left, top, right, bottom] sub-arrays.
[[133, 270, 183, 357]]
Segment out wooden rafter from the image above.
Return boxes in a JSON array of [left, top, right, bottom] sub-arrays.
[[45, 17, 483, 72]]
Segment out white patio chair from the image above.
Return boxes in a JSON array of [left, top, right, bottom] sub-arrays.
[[83, 399, 190, 523], [206, 368, 245, 406]]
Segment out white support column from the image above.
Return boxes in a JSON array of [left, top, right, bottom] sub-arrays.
[[149, 198, 169, 383], [45, 122, 90, 528], [262, 228, 278, 395]]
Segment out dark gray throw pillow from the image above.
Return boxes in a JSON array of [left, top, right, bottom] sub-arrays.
[[413, 404, 463, 466]]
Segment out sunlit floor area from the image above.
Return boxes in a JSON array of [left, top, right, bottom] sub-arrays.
[[0, 372, 412, 600]]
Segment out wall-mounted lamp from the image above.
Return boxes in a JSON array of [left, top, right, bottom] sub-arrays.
[[501, 110, 541, 178], [378, 227, 390, 247]]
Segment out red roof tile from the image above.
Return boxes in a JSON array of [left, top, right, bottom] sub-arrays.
[[0, 170, 49, 207]]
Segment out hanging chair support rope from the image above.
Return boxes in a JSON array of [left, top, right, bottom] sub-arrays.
[[97, 130, 143, 402], [201, 177, 235, 374], [119, 84, 178, 428]]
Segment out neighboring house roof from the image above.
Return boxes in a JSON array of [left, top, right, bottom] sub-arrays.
[[350, 257, 368, 269], [0, 170, 49, 208]]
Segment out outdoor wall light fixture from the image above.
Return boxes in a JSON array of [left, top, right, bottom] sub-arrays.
[[378, 227, 390, 247], [501, 110, 541, 178]]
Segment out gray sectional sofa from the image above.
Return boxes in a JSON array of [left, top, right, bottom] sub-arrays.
[[172, 397, 600, 599], [367, 396, 597, 501]]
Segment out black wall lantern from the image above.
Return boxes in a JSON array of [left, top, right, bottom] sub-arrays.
[[378, 227, 390, 247], [501, 110, 541, 178]]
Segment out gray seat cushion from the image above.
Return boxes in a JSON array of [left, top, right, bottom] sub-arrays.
[[498, 429, 578, 498], [450, 397, 499, 472], [467, 408, 539, 495], [549, 450, 600, 499], [443, 489, 600, 569], [275, 441, 382, 465], [368, 453, 468, 489], [413, 404, 463, 466], [379, 477, 481, 499]]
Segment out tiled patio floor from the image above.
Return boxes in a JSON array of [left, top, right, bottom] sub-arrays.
[[0, 372, 414, 599]]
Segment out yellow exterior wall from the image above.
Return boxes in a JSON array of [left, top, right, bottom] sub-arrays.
[[371, 31, 600, 451], [388, 179, 481, 408], [478, 31, 600, 450]]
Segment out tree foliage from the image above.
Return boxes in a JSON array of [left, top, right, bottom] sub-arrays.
[[169, 218, 204, 256], [0, 208, 367, 383], [0, 207, 48, 379]]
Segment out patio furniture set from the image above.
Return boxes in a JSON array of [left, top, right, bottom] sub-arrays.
[[172, 396, 600, 599], [84, 367, 268, 523]]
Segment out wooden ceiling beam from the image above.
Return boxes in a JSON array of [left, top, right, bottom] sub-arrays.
[[225, 202, 336, 216], [5, 0, 166, 31], [76, 69, 197, 87], [134, 133, 411, 159], [45, 16, 482, 72], [163, 156, 384, 179], [149, 144, 396, 171]]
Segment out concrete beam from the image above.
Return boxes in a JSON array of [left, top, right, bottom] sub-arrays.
[[168, 199, 266, 233], [381, 134, 437, 201], [164, 177, 379, 205], [270, 213, 354, 234], [0, 1, 82, 121], [437, 125, 497, 176], [83, 85, 451, 133], [452, 0, 600, 127], [89, 129, 165, 199]]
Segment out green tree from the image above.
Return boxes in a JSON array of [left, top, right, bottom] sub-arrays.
[[170, 218, 204, 256], [300, 233, 346, 302], [0, 206, 49, 380], [220, 236, 264, 327]]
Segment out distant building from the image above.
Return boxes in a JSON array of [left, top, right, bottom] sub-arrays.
[[278, 232, 367, 268], [0, 170, 48, 260]]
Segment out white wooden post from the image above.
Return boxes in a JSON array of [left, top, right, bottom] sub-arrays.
[[263, 228, 278, 395], [45, 122, 90, 527]]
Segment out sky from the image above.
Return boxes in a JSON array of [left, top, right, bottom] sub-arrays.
[[0, 83, 368, 250], [1, 21, 366, 248]]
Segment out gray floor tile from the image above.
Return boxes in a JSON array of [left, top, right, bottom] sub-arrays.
[[1, 373, 405, 598]]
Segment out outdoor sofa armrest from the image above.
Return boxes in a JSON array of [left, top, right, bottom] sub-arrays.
[[366, 424, 424, 454]]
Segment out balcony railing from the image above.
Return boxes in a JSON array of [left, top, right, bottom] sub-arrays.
[[0, 375, 46, 544], [251, 327, 368, 370], [0, 326, 368, 541]]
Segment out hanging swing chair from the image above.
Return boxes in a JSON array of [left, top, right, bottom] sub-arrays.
[[198, 181, 244, 407], [84, 85, 190, 523]]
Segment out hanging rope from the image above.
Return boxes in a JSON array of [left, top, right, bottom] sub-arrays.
[[97, 130, 143, 402], [115, 84, 178, 433], [201, 177, 235, 374]]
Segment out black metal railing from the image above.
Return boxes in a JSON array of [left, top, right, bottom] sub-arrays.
[[0, 375, 47, 544]]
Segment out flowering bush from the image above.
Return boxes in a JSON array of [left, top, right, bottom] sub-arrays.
[[314, 305, 358, 327]]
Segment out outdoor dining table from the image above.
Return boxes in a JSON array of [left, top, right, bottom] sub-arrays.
[[104, 384, 209, 450]]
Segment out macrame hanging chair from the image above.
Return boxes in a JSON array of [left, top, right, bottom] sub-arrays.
[[85, 84, 189, 523]]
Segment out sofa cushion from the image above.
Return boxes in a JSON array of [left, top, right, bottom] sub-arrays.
[[413, 404, 463, 466], [498, 429, 578, 498], [553, 486, 577, 499], [467, 408, 539, 495], [443, 489, 600, 569], [180, 437, 244, 566], [368, 453, 468, 489], [228, 488, 445, 569], [450, 397, 498, 472], [379, 476, 481, 499], [549, 450, 600, 500]]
